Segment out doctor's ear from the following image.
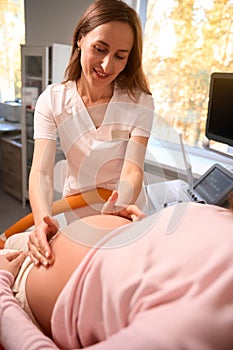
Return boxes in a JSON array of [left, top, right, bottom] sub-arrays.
[[76, 42, 81, 54], [77, 36, 82, 48]]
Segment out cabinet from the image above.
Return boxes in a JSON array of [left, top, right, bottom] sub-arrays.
[[1, 136, 22, 200], [21, 44, 71, 206]]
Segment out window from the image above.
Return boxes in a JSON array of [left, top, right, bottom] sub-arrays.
[[143, 0, 233, 152], [0, 0, 25, 102]]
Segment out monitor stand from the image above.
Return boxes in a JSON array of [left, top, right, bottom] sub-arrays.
[[202, 136, 233, 159]]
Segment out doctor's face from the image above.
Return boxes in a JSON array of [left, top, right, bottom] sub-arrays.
[[78, 21, 134, 89]]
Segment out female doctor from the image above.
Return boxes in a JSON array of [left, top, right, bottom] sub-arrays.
[[27, 0, 154, 266]]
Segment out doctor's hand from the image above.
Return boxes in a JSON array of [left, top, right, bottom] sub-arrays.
[[28, 216, 58, 267], [0, 251, 28, 280], [101, 190, 145, 222]]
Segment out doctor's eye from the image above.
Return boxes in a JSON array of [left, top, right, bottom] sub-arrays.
[[94, 45, 106, 54], [115, 54, 125, 60]]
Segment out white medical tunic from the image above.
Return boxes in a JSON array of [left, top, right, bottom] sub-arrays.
[[33, 81, 154, 212]]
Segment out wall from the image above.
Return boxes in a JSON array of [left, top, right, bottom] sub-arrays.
[[24, 0, 143, 46], [24, 0, 93, 46]]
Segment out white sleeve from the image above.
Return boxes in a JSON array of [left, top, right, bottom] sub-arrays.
[[0, 271, 58, 350], [33, 86, 57, 140], [130, 93, 154, 138]]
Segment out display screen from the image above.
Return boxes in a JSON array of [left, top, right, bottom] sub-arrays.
[[194, 166, 233, 204], [206, 73, 233, 147]]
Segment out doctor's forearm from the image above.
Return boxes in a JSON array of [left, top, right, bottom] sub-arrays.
[[116, 169, 143, 206], [116, 136, 147, 206], [29, 170, 54, 226]]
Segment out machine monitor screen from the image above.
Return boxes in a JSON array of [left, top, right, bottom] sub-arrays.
[[193, 163, 233, 206], [206, 72, 233, 147]]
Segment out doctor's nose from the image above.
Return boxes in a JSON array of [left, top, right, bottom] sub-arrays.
[[101, 55, 114, 73]]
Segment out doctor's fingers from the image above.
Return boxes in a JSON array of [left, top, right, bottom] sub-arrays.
[[101, 190, 118, 214], [102, 202, 118, 215], [120, 204, 146, 221], [28, 240, 54, 267], [107, 190, 118, 203], [28, 231, 53, 267], [102, 202, 115, 214], [43, 216, 59, 236]]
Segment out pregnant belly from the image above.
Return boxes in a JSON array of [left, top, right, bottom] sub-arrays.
[[25, 232, 91, 336], [25, 214, 130, 337]]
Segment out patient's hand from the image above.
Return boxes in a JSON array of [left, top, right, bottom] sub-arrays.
[[28, 216, 58, 267], [102, 190, 145, 221], [0, 251, 28, 279]]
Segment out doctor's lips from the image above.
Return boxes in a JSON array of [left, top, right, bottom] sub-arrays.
[[94, 68, 110, 79]]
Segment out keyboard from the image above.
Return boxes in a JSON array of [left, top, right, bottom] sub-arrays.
[[146, 179, 205, 213]]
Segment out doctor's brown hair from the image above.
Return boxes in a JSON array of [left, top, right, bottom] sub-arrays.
[[64, 0, 151, 97], [229, 191, 233, 211]]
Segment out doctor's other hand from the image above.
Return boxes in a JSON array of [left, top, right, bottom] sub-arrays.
[[28, 216, 58, 267], [102, 190, 145, 222], [0, 251, 28, 280]]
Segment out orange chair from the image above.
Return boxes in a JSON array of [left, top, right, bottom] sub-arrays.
[[0, 188, 112, 249]]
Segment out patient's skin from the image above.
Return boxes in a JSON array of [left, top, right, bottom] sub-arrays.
[[25, 215, 130, 337]]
